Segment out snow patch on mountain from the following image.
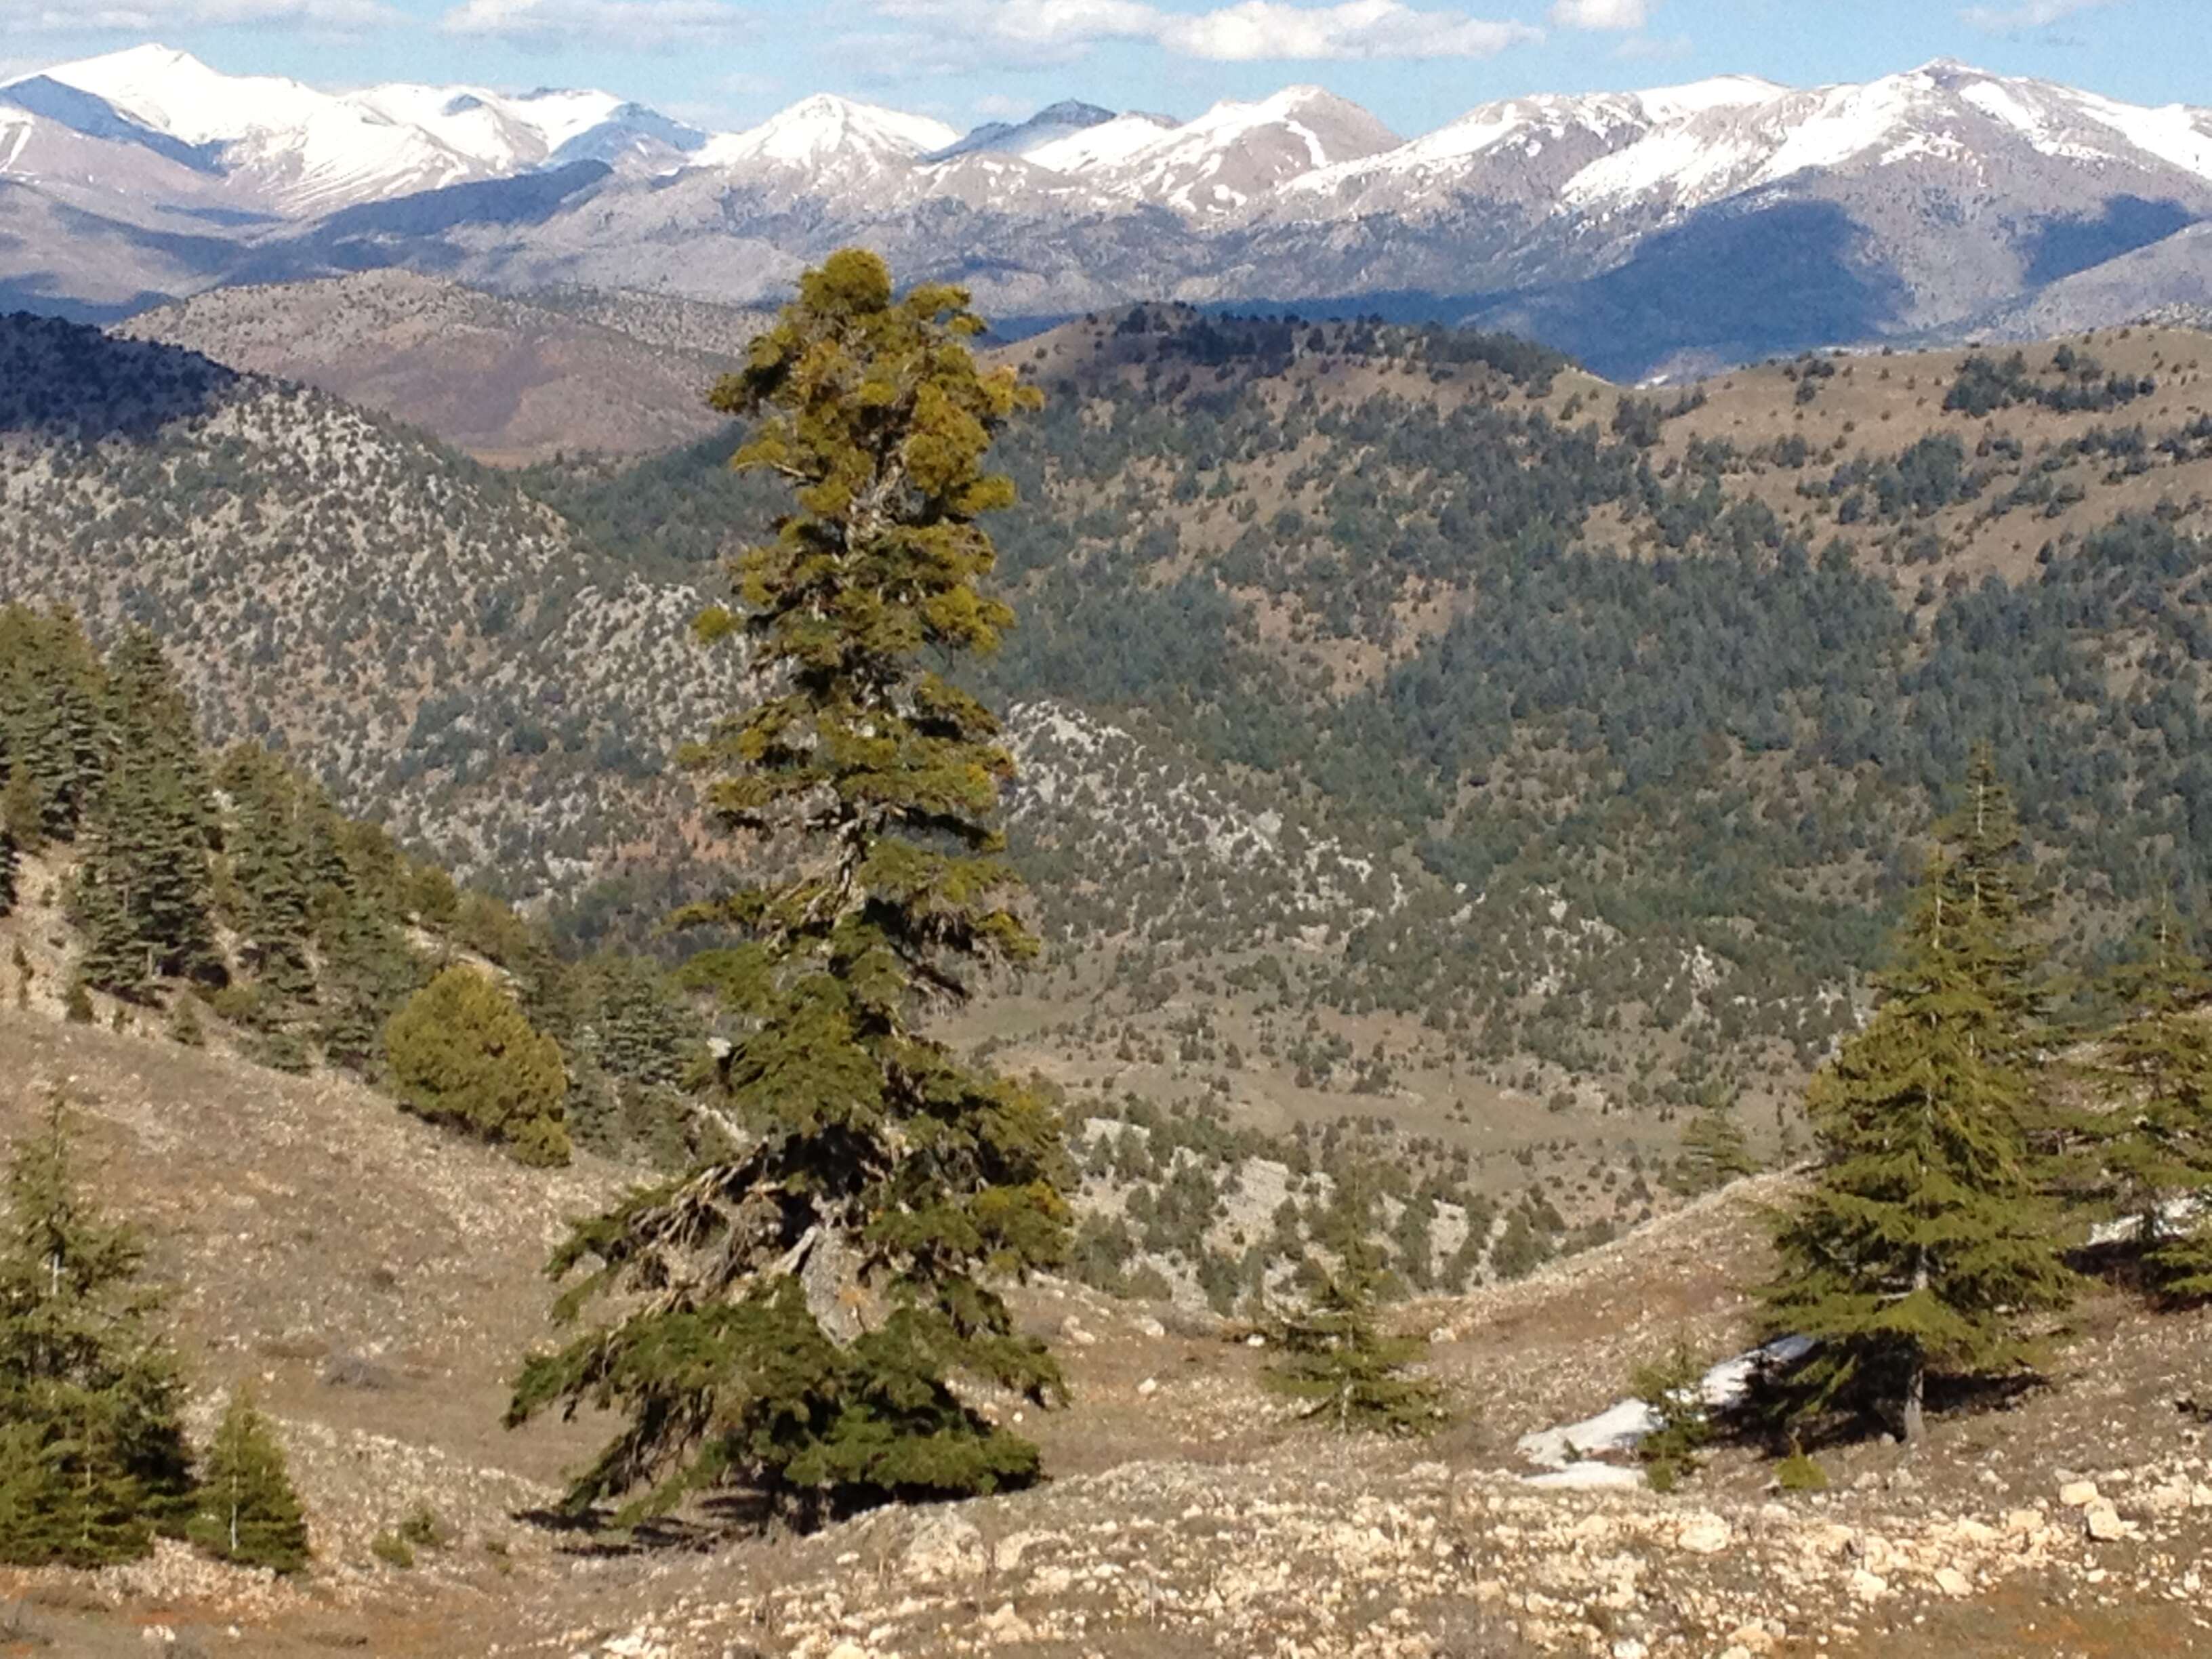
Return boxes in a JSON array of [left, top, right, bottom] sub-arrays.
[[695, 93, 958, 178], [1076, 85, 1399, 217], [1027, 112, 1181, 174]]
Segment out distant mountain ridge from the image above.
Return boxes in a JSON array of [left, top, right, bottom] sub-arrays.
[[3, 45, 2211, 373]]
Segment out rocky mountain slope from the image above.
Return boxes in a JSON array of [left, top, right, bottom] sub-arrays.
[[53, 282, 2212, 1167], [0, 312, 741, 895], [117, 270, 754, 461], [2, 1012, 2206, 1658], [5, 47, 2211, 368]]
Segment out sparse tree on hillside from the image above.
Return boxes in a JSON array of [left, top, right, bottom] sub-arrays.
[[384, 966, 571, 1167], [187, 1391, 310, 1574], [0, 1090, 196, 1566], [1265, 1233, 1444, 1435], [1760, 824, 2076, 1443], [1673, 1101, 1757, 1196], [1267, 1160, 1446, 1435], [506, 248, 1069, 1529]]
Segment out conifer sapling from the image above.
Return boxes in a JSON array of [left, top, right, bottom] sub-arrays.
[[188, 1391, 310, 1574]]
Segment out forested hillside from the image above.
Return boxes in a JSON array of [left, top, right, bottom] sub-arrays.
[[0, 602, 722, 1167], [0, 314, 743, 897], [13, 295, 2212, 1173], [537, 306, 2212, 1136]]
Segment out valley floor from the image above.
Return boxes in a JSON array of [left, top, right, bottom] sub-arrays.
[[0, 1013, 2207, 1658]]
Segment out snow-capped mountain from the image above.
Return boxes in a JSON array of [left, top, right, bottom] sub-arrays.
[[3, 45, 703, 218], [1061, 87, 1401, 218], [928, 100, 1116, 163], [4, 46, 2211, 377], [695, 94, 959, 185], [1276, 60, 2212, 229], [1025, 112, 1181, 174]]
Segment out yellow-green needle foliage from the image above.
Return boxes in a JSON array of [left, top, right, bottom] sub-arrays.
[[508, 249, 1069, 1531], [384, 966, 571, 1167]]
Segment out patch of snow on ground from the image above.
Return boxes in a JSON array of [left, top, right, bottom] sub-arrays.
[[1515, 1335, 1816, 1475]]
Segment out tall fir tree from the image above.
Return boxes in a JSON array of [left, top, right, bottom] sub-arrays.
[[216, 746, 323, 1005], [1933, 747, 2048, 1065], [0, 605, 109, 846], [507, 248, 1069, 1529], [0, 1091, 195, 1565], [187, 1391, 310, 1574], [72, 632, 219, 999], [2077, 903, 2212, 1296], [1761, 836, 2077, 1443]]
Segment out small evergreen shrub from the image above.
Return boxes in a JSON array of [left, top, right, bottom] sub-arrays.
[[1264, 1241, 1447, 1436], [1630, 1341, 1713, 1492], [1776, 1442, 1829, 1493], [187, 1393, 310, 1574], [384, 966, 570, 1166], [369, 1531, 414, 1569]]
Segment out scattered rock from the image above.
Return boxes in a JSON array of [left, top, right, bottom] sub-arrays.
[[903, 1511, 985, 1584], [2085, 1503, 2129, 1542], [1675, 1515, 1732, 1555], [2058, 1479, 2101, 1509]]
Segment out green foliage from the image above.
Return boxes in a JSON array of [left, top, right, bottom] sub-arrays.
[[509, 250, 1069, 1530], [1263, 1235, 1446, 1436], [1775, 1441, 1829, 1492], [2075, 905, 2212, 1298], [0, 605, 107, 846], [1629, 1342, 1713, 1491], [186, 1392, 310, 1574], [1761, 762, 2077, 1442], [396, 1501, 450, 1550], [70, 632, 220, 1000], [369, 1530, 415, 1569], [0, 1092, 195, 1566], [384, 966, 571, 1166], [1672, 1103, 1757, 1196]]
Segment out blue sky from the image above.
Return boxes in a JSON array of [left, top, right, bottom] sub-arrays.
[[2, 0, 2206, 138]]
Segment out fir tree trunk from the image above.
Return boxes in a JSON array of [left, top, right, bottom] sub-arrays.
[[1904, 1247, 1929, 1444]]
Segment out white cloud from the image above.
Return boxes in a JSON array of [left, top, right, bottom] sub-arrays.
[[3, 0, 396, 28], [872, 0, 1540, 62], [439, 0, 755, 47], [1959, 0, 2111, 30], [1550, 0, 1646, 29]]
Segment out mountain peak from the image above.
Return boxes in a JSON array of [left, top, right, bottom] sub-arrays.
[[927, 98, 1118, 162], [699, 93, 959, 173]]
